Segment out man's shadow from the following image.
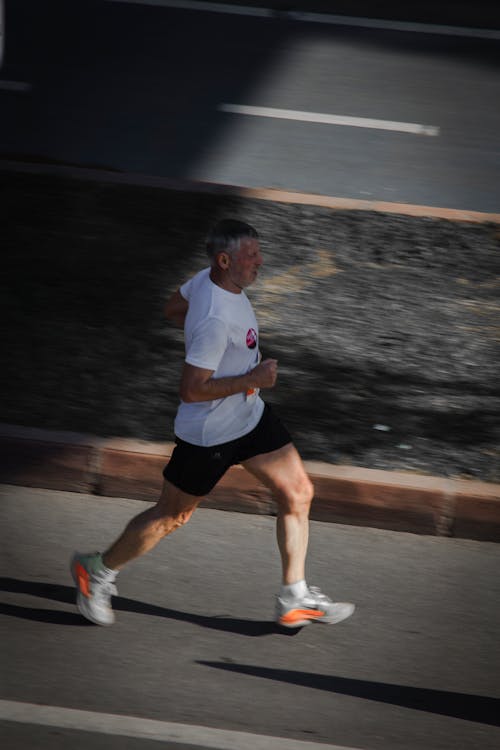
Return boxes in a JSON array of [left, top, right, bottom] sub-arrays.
[[197, 661, 500, 727], [0, 577, 301, 636]]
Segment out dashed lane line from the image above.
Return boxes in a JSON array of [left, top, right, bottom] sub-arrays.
[[0, 700, 364, 750], [218, 104, 440, 136]]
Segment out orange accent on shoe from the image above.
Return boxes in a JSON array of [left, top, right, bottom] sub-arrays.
[[279, 609, 325, 625], [74, 562, 91, 598], [246, 388, 256, 396]]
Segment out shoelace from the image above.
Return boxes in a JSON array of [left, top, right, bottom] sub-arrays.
[[307, 586, 332, 604]]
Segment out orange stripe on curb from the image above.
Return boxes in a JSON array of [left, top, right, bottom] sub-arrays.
[[232, 188, 500, 224], [2, 160, 499, 223]]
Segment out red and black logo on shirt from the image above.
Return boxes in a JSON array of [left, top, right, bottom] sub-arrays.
[[246, 328, 257, 349]]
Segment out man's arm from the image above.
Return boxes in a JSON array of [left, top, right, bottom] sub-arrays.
[[165, 289, 188, 327], [180, 359, 278, 403]]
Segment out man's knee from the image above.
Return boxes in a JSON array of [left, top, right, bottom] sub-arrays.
[[154, 482, 201, 535], [171, 505, 197, 529], [277, 473, 314, 515]]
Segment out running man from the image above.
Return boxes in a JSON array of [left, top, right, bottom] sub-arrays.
[[71, 219, 355, 629]]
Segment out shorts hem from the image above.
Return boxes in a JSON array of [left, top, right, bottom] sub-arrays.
[[163, 403, 292, 496]]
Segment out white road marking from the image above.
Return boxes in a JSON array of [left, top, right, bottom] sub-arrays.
[[0, 80, 31, 92], [219, 103, 440, 137], [0, 699, 364, 750], [105, 0, 500, 40]]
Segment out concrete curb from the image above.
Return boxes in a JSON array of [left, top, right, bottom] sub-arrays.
[[1, 424, 499, 542], [2, 160, 500, 223]]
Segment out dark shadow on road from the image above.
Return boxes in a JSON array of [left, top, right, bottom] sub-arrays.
[[198, 661, 500, 727], [0, 577, 302, 637], [0, 601, 92, 626]]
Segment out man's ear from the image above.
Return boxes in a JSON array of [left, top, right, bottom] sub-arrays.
[[218, 252, 230, 270]]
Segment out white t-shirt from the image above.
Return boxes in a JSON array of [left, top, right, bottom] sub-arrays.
[[174, 267, 265, 446]]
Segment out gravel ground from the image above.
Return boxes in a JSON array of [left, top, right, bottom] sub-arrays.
[[2, 170, 499, 482]]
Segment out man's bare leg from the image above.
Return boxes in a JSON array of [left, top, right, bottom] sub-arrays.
[[71, 480, 200, 625], [242, 443, 313, 585], [243, 444, 354, 627], [103, 480, 201, 570]]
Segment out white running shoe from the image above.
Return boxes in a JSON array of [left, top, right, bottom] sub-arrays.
[[276, 585, 355, 628], [71, 552, 117, 626]]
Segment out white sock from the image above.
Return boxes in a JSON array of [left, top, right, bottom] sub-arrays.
[[97, 554, 118, 581], [102, 564, 118, 581], [280, 580, 308, 599]]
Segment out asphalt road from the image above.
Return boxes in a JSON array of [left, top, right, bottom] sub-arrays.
[[1, 0, 499, 211], [1, 484, 500, 750]]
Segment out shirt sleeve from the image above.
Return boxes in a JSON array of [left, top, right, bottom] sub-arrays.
[[179, 277, 192, 301], [185, 316, 228, 372]]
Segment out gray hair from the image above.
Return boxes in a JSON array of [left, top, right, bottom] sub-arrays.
[[206, 219, 259, 260]]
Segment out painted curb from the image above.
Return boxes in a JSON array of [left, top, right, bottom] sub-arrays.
[[1, 424, 499, 542], [2, 160, 500, 223]]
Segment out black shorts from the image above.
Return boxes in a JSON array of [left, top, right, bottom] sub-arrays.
[[163, 403, 292, 497]]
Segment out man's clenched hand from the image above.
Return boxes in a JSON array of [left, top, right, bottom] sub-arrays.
[[249, 358, 278, 389]]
